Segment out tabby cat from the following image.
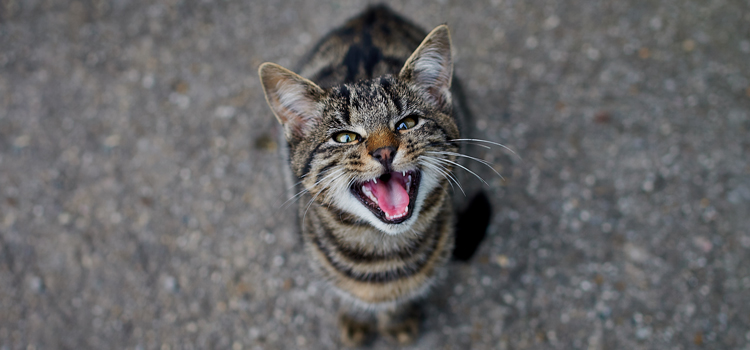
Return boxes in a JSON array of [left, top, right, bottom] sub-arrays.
[[259, 6, 484, 346]]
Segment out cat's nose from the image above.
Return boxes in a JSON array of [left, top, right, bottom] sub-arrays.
[[371, 146, 397, 168]]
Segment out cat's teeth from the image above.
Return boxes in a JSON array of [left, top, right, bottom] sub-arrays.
[[373, 178, 377, 184], [402, 171, 406, 176], [385, 207, 409, 220], [361, 185, 378, 204], [407, 175, 412, 191]]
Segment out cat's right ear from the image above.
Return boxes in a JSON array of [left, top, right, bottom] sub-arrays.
[[258, 63, 325, 140]]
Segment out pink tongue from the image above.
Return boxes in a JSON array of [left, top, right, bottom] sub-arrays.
[[367, 175, 409, 217]]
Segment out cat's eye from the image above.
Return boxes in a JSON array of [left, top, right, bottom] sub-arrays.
[[396, 116, 418, 131], [333, 131, 360, 144]]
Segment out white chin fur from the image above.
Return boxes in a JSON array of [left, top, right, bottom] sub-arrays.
[[331, 170, 441, 235]]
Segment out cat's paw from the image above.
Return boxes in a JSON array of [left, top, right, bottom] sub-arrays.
[[377, 304, 422, 345], [338, 313, 374, 347], [378, 316, 420, 345]]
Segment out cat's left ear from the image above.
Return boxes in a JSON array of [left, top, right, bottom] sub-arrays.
[[258, 62, 325, 141], [399, 24, 453, 109]]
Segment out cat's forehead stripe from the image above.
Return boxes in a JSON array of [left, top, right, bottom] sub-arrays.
[[337, 85, 351, 125], [379, 77, 402, 115], [330, 79, 401, 127]]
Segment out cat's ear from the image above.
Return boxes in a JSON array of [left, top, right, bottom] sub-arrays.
[[399, 24, 453, 109], [258, 63, 325, 140]]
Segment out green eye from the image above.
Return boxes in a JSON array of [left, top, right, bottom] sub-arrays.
[[396, 116, 418, 131], [333, 131, 359, 143]]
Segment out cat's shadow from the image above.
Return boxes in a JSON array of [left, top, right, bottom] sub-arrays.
[[452, 192, 492, 262]]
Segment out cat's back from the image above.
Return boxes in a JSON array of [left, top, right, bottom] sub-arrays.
[[297, 5, 427, 88]]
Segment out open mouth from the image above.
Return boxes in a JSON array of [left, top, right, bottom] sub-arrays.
[[351, 170, 421, 224]]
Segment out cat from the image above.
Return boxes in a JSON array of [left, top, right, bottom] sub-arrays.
[[258, 5, 491, 346]]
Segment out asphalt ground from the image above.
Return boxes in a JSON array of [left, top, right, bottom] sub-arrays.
[[1, 1, 749, 349]]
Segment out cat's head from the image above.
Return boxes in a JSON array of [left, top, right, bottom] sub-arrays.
[[259, 25, 458, 235]]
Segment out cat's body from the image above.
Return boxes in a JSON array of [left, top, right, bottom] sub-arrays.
[[260, 5, 473, 345], [290, 6, 457, 307]]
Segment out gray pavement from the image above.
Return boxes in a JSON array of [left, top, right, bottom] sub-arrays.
[[1, 1, 750, 349]]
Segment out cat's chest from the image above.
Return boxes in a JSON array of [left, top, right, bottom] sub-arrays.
[[300, 194, 455, 305]]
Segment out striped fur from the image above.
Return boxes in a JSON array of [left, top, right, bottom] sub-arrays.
[[259, 5, 461, 344]]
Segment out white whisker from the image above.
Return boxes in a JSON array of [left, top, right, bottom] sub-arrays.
[[446, 138, 521, 160], [426, 150, 505, 181], [428, 157, 466, 191], [279, 187, 309, 209], [286, 173, 309, 191], [302, 170, 347, 224], [280, 169, 341, 209], [421, 157, 463, 192], [420, 158, 465, 196], [429, 156, 490, 186], [421, 161, 455, 191]]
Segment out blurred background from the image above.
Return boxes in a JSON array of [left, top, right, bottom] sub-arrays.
[[1, 1, 749, 349]]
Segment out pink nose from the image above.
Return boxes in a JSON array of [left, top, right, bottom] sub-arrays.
[[371, 146, 396, 168]]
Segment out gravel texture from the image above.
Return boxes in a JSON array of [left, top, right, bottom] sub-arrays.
[[1, 1, 750, 349]]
